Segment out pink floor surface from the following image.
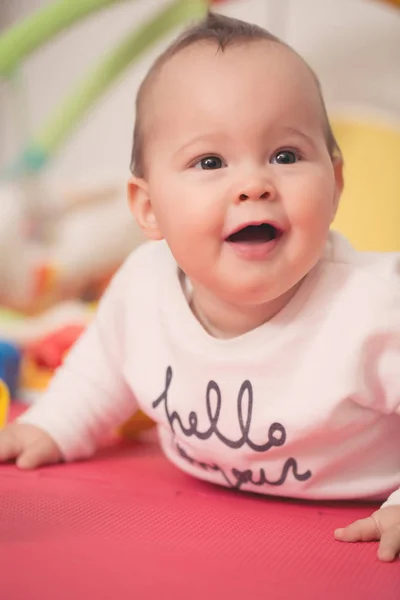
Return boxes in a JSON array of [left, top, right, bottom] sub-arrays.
[[0, 405, 399, 599]]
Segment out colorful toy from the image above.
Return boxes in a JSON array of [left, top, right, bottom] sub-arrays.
[[19, 325, 86, 404], [20, 357, 53, 405], [0, 303, 94, 346], [0, 380, 10, 429], [0, 341, 21, 399], [0, 0, 209, 178], [26, 325, 86, 371], [0, 0, 211, 312]]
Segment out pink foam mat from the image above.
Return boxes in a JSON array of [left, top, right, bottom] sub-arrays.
[[0, 406, 399, 599]]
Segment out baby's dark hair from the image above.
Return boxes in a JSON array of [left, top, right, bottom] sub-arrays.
[[130, 12, 340, 177]]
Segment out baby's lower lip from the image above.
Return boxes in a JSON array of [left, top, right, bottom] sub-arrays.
[[225, 235, 282, 260]]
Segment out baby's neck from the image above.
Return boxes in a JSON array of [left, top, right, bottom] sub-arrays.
[[188, 280, 303, 339]]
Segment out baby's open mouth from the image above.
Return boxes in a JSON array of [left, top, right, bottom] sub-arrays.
[[226, 223, 281, 244]]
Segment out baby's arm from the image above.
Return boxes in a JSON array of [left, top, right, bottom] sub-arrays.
[[0, 259, 138, 469], [336, 323, 400, 561]]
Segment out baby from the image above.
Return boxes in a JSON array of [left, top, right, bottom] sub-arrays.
[[1, 13, 399, 561]]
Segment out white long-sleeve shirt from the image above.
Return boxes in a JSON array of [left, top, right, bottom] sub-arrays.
[[19, 232, 400, 506]]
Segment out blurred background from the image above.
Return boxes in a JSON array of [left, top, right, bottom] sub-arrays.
[[0, 0, 399, 411]]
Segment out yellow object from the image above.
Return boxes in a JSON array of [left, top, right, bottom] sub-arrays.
[[0, 380, 10, 429], [332, 119, 400, 252], [20, 357, 53, 391], [117, 410, 155, 439]]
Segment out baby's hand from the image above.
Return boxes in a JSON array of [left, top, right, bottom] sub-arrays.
[[0, 423, 62, 470], [335, 506, 400, 562]]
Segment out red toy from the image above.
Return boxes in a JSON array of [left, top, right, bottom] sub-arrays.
[[25, 325, 86, 371]]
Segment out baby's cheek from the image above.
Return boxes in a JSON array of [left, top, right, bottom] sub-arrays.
[[289, 188, 333, 233], [286, 197, 332, 269]]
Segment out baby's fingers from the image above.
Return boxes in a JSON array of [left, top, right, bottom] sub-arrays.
[[16, 439, 61, 470], [335, 516, 380, 542], [378, 525, 400, 562], [0, 428, 22, 463]]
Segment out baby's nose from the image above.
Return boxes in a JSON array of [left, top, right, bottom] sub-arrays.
[[237, 182, 276, 203]]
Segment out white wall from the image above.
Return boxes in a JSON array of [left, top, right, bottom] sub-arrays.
[[1, 0, 399, 181]]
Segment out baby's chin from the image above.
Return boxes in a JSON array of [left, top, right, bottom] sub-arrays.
[[183, 247, 310, 310], [207, 273, 303, 309]]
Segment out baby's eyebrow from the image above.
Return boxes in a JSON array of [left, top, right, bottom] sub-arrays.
[[174, 133, 226, 156], [278, 126, 315, 146]]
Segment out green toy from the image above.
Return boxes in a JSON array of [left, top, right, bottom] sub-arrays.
[[0, 0, 208, 177]]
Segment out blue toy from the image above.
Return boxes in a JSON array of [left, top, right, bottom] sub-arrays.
[[0, 341, 21, 398]]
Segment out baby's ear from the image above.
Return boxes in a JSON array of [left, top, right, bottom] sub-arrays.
[[127, 177, 163, 241], [332, 156, 344, 218]]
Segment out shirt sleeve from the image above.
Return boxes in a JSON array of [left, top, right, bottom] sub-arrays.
[[355, 276, 400, 412], [381, 488, 400, 508], [360, 302, 400, 508], [381, 365, 400, 507], [18, 258, 138, 462]]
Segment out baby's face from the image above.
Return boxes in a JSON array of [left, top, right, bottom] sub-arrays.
[[132, 41, 343, 306]]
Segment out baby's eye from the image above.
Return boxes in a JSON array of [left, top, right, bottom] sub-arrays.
[[270, 150, 299, 165], [194, 156, 225, 170]]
